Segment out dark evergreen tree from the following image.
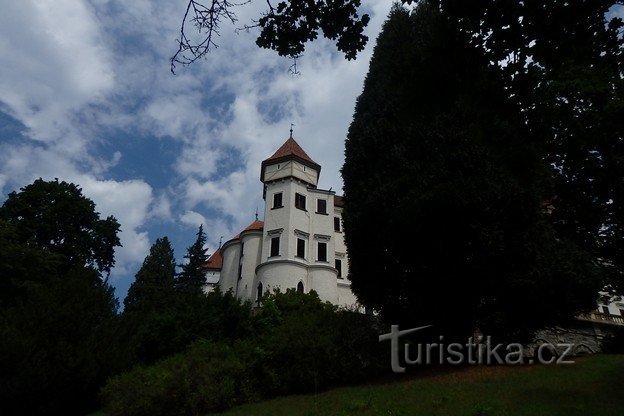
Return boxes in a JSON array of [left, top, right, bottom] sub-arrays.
[[176, 225, 209, 293], [342, 3, 601, 340], [121, 237, 181, 364], [124, 237, 176, 312]]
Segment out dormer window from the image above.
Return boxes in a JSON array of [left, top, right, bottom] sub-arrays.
[[295, 193, 306, 210]]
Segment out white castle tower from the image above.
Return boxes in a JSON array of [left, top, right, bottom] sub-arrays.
[[205, 136, 357, 307]]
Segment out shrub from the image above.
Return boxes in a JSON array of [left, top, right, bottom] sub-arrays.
[[101, 340, 258, 416], [102, 290, 385, 415]]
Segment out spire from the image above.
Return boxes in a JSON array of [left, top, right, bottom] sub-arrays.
[[290, 123, 294, 138]]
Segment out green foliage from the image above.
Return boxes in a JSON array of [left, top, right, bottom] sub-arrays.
[[0, 268, 122, 415], [122, 286, 255, 365], [102, 341, 257, 416], [176, 225, 209, 293], [342, 3, 601, 340], [437, 0, 624, 295], [102, 290, 384, 415], [124, 237, 176, 312], [0, 179, 122, 415], [0, 178, 121, 276], [254, 289, 383, 394], [256, 0, 370, 60], [121, 229, 254, 366]]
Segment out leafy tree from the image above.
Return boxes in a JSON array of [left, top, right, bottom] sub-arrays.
[[124, 237, 176, 312], [0, 178, 121, 278], [0, 179, 122, 415], [176, 224, 209, 292], [341, 3, 601, 340]]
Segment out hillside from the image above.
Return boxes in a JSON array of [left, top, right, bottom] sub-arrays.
[[216, 354, 624, 416]]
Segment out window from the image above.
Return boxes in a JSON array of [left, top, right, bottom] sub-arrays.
[[601, 305, 610, 314], [273, 192, 283, 209], [270, 236, 280, 257], [296, 238, 306, 258], [316, 199, 327, 214], [295, 193, 306, 210], [317, 242, 327, 262], [335, 259, 342, 278], [238, 264, 242, 280], [257, 283, 263, 303], [334, 217, 341, 232], [297, 281, 304, 293]]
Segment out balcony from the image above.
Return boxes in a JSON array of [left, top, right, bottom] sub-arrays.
[[576, 311, 624, 326]]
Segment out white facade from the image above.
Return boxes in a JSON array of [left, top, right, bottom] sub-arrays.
[[205, 137, 358, 308]]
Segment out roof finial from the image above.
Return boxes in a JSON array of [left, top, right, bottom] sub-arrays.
[[218, 236, 223, 249], [255, 205, 259, 221], [289, 123, 295, 138]]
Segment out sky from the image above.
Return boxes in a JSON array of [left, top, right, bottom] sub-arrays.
[[0, 0, 394, 302]]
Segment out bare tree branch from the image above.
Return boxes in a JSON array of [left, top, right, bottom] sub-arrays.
[[171, 0, 249, 74]]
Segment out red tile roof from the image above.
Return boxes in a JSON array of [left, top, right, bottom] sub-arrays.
[[264, 137, 319, 166], [204, 249, 222, 270], [203, 220, 264, 271], [243, 219, 264, 232]]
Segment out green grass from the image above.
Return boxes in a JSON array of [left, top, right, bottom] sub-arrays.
[[215, 354, 624, 416]]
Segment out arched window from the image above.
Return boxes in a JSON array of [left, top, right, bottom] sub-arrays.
[[297, 281, 304, 294], [257, 282, 263, 303]]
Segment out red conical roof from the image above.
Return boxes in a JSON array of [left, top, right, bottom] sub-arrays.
[[261, 137, 321, 183], [202, 220, 264, 271], [263, 137, 318, 166]]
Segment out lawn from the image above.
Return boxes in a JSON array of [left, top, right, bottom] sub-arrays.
[[216, 354, 624, 416]]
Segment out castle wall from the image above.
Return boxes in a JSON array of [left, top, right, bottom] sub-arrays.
[[237, 231, 263, 300], [219, 241, 241, 294]]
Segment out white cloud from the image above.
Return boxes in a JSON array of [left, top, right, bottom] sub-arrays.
[[0, 0, 393, 299], [180, 210, 208, 228], [0, 0, 113, 153]]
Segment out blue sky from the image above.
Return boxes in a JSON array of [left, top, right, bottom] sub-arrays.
[[0, 0, 393, 303]]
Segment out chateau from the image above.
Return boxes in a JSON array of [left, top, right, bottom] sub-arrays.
[[203, 137, 358, 307]]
